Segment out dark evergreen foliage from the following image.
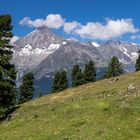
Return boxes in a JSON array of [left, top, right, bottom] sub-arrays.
[[83, 61, 96, 83], [52, 71, 68, 93], [72, 65, 80, 87], [19, 73, 34, 104], [60, 71, 68, 90], [104, 56, 124, 78], [135, 50, 140, 71], [0, 15, 17, 117], [72, 65, 84, 87]]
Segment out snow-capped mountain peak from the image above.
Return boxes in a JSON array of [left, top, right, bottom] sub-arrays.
[[12, 26, 140, 88]]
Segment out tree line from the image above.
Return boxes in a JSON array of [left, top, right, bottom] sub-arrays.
[[1, 14, 140, 119], [51, 61, 96, 93], [51, 51, 140, 93]]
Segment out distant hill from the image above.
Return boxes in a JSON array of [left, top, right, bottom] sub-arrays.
[[1, 72, 140, 139]]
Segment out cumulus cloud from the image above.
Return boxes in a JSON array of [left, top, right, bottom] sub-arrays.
[[131, 35, 140, 40], [74, 19, 139, 40], [10, 36, 20, 43], [19, 14, 65, 29], [19, 14, 139, 40], [63, 21, 81, 34]]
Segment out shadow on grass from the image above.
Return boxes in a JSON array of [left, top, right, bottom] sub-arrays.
[[0, 105, 20, 122]]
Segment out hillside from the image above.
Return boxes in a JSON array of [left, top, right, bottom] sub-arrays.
[[1, 72, 140, 140]]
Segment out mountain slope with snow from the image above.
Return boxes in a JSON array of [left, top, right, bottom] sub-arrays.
[[12, 27, 140, 93]]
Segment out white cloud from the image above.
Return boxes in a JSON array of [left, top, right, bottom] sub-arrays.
[[131, 35, 140, 40], [63, 21, 80, 33], [19, 14, 65, 29], [45, 14, 65, 29], [19, 14, 139, 40], [74, 19, 139, 40], [10, 36, 20, 43]]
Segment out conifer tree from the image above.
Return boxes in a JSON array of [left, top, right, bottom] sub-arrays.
[[104, 56, 124, 78], [135, 50, 140, 71], [52, 71, 68, 93], [74, 69, 84, 86], [52, 71, 61, 93], [60, 71, 68, 90], [72, 65, 80, 87], [83, 61, 96, 83], [19, 73, 34, 104], [0, 15, 17, 117], [72, 65, 84, 87]]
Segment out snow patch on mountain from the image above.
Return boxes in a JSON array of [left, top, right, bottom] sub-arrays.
[[121, 47, 138, 61], [119, 58, 129, 64], [131, 52, 138, 61], [131, 43, 137, 46], [47, 44, 60, 51], [122, 47, 131, 58], [91, 42, 100, 47], [131, 52, 138, 57], [19, 44, 32, 55], [62, 41, 67, 45], [32, 48, 43, 55], [17, 43, 60, 56]]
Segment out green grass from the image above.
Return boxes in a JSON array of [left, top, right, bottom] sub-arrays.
[[1, 72, 140, 140]]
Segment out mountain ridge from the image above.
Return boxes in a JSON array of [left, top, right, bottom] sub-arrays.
[[12, 27, 140, 93]]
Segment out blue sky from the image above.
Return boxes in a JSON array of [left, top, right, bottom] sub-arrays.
[[1, 0, 140, 43]]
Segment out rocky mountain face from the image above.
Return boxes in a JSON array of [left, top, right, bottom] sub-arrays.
[[12, 27, 140, 94], [96, 40, 139, 72], [13, 27, 63, 79]]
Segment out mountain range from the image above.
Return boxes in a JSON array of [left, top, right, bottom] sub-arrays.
[[12, 26, 140, 95]]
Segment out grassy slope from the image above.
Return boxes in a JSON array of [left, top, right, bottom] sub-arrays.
[[1, 72, 140, 140]]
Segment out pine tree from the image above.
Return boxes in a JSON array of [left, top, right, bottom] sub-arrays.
[[83, 61, 96, 83], [60, 71, 68, 91], [135, 50, 140, 71], [72, 65, 84, 87], [72, 65, 80, 87], [74, 69, 84, 86], [52, 71, 68, 93], [104, 56, 124, 78], [52, 71, 61, 93], [19, 73, 34, 104], [0, 15, 17, 117]]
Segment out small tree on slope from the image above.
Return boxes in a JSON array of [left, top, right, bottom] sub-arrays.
[[72, 65, 84, 87], [83, 61, 96, 84], [52, 71, 68, 93], [104, 56, 124, 78], [135, 50, 140, 71], [19, 73, 34, 104]]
